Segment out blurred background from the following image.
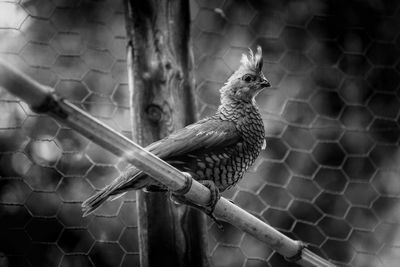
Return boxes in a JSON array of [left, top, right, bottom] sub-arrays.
[[1, 0, 400, 266]]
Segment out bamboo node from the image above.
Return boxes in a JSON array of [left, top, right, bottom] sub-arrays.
[[174, 172, 193, 195], [285, 241, 307, 263], [31, 92, 68, 119]]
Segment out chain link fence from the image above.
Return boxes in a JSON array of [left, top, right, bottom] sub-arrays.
[[1, 0, 400, 266]]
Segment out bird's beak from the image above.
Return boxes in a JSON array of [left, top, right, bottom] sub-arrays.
[[254, 79, 271, 98], [260, 80, 271, 88]]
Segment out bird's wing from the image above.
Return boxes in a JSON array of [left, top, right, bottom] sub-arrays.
[[146, 118, 241, 159]]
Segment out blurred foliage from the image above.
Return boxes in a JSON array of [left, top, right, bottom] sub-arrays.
[[1, 0, 400, 266]]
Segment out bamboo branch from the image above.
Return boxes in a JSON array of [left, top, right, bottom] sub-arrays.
[[0, 60, 335, 267]]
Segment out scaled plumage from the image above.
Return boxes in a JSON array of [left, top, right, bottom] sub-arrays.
[[82, 46, 271, 216]]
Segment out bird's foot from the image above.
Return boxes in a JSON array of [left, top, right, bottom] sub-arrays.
[[171, 180, 223, 230], [199, 180, 222, 229]]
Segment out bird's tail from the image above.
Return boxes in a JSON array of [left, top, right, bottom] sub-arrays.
[[81, 167, 151, 216]]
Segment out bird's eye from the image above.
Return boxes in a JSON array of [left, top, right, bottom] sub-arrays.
[[242, 74, 253, 82]]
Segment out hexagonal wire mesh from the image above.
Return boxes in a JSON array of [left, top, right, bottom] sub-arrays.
[[0, 0, 400, 266]]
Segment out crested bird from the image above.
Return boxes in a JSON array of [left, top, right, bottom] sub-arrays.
[[82, 46, 271, 218]]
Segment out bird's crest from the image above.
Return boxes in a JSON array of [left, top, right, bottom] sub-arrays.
[[224, 46, 264, 86], [239, 46, 263, 73]]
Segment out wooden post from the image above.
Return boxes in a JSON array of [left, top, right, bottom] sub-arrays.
[[124, 0, 209, 266]]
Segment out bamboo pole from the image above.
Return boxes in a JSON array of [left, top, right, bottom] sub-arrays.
[[0, 60, 335, 267]]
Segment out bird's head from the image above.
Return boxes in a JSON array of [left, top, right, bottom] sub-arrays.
[[220, 46, 270, 104]]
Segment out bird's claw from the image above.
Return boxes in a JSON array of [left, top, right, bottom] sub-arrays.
[[198, 180, 223, 229], [208, 211, 223, 230], [170, 180, 223, 230]]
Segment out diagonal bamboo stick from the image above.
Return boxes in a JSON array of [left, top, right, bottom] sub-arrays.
[[0, 60, 335, 267]]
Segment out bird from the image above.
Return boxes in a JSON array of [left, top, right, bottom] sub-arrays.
[[82, 46, 270, 217]]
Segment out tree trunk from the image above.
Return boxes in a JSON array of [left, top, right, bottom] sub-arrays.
[[124, 0, 209, 266]]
